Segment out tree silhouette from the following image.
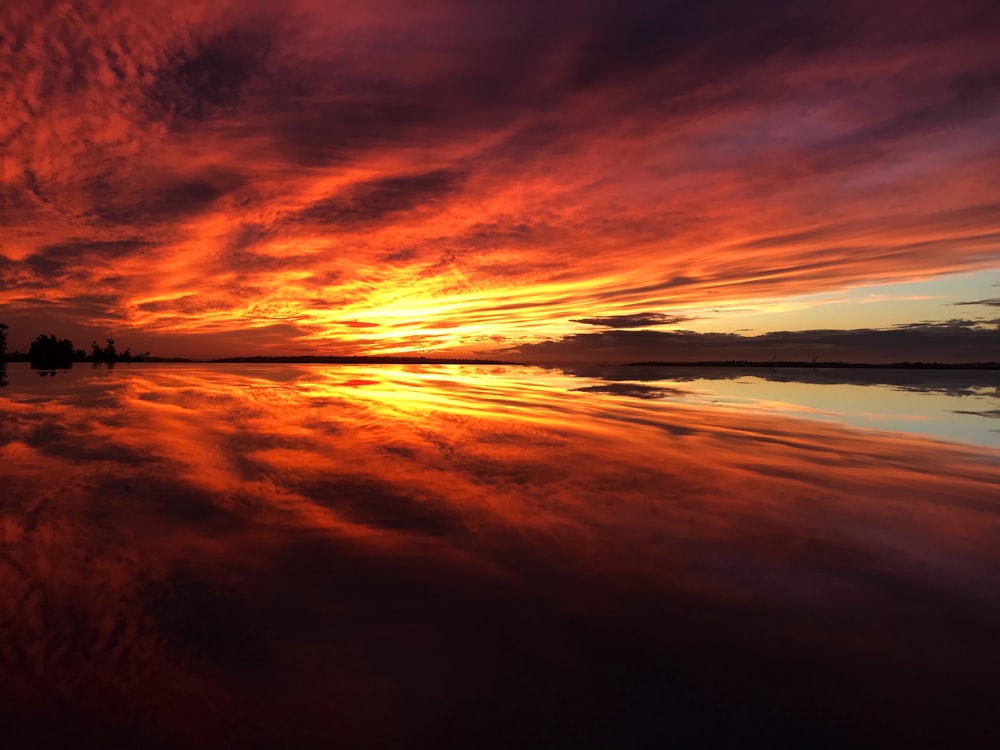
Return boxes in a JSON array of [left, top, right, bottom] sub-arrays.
[[29, 334, 75, 369], [0, 323, 7, 388], [0, 324, 143, 369], [89, 337, 139, 364], [92, 338, 117, 363]]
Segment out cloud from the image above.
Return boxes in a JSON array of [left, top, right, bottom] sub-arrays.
[[892, 318, 990, 329], [571, 383, 689, 399], [560, 362, 1000, 397], [954, 298, 1000, 307], [571, 312, 693, 328], [25, 240, 153, 279], [952, 409, 1000, 419], [378, 248, 419, 264], [146, 26, 273, 125], [291, 168, 466, 229], [89, 173, 246, 227]]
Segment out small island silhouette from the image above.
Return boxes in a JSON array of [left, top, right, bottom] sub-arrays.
[[0, 324, 149, 379], [0, 323, 6, 388]]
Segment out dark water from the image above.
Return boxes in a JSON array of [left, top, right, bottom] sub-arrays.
[[1, 363, 999, 748]]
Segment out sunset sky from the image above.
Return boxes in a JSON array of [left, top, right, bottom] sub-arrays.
[[2, 0, 999, 361]]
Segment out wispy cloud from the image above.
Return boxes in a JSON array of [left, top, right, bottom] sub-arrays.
[[571, 312, 693, 328], [954, 298, 1000, 307]]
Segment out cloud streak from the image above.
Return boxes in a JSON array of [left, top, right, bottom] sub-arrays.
[[571, 312, 693, 328]]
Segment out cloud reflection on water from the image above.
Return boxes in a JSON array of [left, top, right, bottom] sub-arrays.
[[1, 363, 999, 748], [562, 364, 1000, 446]]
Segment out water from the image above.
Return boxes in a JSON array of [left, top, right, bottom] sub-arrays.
[[1, 362, 999, 748]]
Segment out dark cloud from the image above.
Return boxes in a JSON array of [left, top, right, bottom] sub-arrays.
[[954, 298, 1000, 307], [572, 383, 689, 399], [251, 1, 863, 167], [136, 295, 233, 316], [378, 248, 419, 264], [952, 409, 1000, 419], [560, 363, 1000, 397], [292, 169, 466, 229], [135, 298, 184, 313], [737, 204, 1000, 252], [562, 0, 847, 94], [815, 64, 1000, 159], [572, 312, 693, 328], [267, 95, 450, 168], [304, 270, 344, 288], [59, 293, 127, 317], [89, 173, 245, 226], [458, 221, 550, 250], [36, 240, 151, 259], [224, 249, 318, 274], [892, 319, 991, 329], [0, 241, 152, 292], [147, 26, 273, 124], [25, 240, 152, 278], [473, 258, 567, 279], [227, 223, 274, 253]]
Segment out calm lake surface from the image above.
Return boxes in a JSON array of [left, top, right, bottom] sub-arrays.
[[2, 362, 999, 748]]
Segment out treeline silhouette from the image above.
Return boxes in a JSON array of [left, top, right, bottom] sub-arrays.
[[0, 322, 7, 387], [29, 334, 79, 368], [0, 323, 149, 377]]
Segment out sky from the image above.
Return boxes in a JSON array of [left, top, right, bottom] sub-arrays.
[[1, 0, 999, 362]]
